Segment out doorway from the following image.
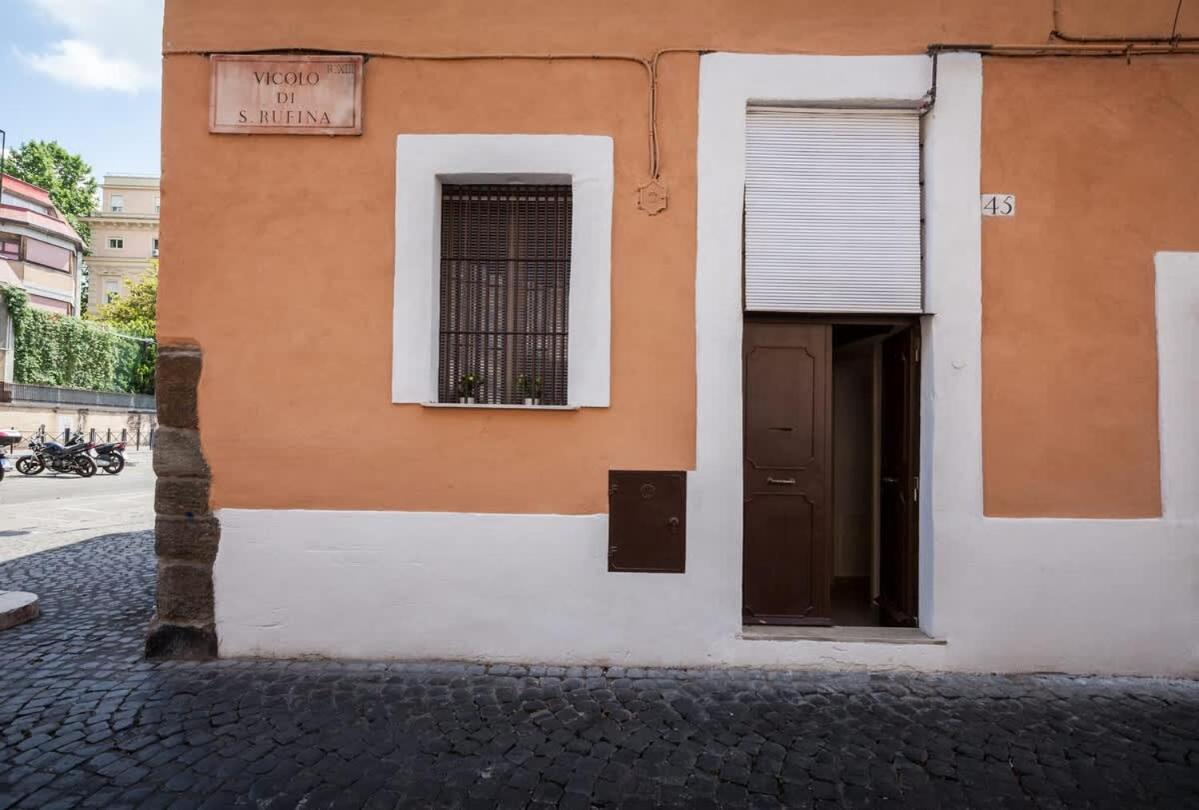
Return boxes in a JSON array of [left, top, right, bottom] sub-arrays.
[[742, 317, 921, 628]]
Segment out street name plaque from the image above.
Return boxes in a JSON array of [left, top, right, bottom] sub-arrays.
[[209, 54, 364, 135]]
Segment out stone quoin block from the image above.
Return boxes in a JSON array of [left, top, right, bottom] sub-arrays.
[[145, 621, 218, 660], [153, 427, 210, 479], [156, 345, 202, 429], [155, 476, 211, 517], [149, 342, 220, 661], [155, 561, 215, 624], [155, 516, 221, 565]]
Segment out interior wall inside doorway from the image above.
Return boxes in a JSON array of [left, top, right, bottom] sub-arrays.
[[832, 337, 881, 626], [833, 343, 874, 578]]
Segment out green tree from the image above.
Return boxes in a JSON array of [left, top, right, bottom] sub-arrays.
[[93, 264, 157, 336], [92, 266, 157, 393], [4, 140, 99, 244]]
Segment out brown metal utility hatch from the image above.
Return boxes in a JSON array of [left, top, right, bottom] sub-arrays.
[[608, 471, 686, 573]]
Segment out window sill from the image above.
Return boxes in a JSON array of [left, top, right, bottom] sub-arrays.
[[420, 402, 580, 412]]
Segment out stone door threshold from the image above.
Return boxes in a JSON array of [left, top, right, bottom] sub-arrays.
[[741, 625, 945, 645]]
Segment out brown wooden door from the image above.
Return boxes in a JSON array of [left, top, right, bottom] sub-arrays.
[[742, 320, 833, 625], [878, 323, 921, 627]]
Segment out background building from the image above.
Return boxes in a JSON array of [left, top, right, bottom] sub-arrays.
[[83, 174, 159, 304], [0, 173, 85, 381]]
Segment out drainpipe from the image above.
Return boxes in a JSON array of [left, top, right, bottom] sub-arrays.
[[0, 129, 9, 383]]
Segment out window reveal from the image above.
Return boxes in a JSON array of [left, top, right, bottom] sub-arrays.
[[438, 185, 572, 405], [0, 235, 19, 261]]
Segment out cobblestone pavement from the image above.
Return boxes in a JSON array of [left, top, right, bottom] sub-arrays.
[[1, 533, 1197, 809]]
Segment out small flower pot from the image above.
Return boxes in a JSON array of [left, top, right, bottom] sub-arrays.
[[523, 398, 534, 406]]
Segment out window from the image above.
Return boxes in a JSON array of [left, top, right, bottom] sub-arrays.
[[24, 238, 72, 272], [0, 192, 50, 215], [110, 194, 124, 212], [154, 197, 161, 214], [28, 294, 71, 315], [108, 238, 124, 249], [103, 279, 120, 302], [392, 134, 612, 408], [152, 237, 159, 257], [438, 185, 572, 405], [0, 235, 19, 261]]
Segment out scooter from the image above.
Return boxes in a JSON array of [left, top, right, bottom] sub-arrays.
[[89, 440, 126, 475], [17, 433, 97, 477], [0, 429, 21, 482]]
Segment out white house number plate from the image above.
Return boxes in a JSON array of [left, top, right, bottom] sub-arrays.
[[981, 194, 1016, 217]]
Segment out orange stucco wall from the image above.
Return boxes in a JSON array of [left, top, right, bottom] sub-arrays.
[[981, 57, 1199, 517], [162, 54, 698, 513], [160, 0, 1196, 516]]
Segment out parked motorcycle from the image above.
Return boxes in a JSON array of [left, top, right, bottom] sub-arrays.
[[17, 433, 97, 477], [89, 440, 126, 475], [0, 429, 21, 482]]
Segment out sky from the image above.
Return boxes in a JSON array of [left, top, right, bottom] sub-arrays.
[[0, 0, 164, 182]]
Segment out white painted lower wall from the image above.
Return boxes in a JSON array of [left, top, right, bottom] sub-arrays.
[[212, 55, 1199, 676], [917, 257, 1196, 678], [214, 508, 946, 669]]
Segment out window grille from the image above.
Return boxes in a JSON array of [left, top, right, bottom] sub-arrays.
[[438, 184, 572, 405]]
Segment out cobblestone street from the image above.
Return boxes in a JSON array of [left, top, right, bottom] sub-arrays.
[[0, 533, 1196, 809]]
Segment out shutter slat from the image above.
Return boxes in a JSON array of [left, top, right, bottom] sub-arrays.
[[745, 108, 922, 313]]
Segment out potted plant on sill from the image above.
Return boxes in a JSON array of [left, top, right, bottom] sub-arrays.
[[517, 374, 544, 406], [457, 372, 483, 404]]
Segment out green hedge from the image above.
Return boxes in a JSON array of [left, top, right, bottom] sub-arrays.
[[1, 285, 155, 394]]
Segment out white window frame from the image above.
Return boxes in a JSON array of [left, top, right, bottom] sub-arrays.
[[108, 237, 124, 249], [110, 194, 124, 213], [392, 134, 613, 407], [152, 237, 159, 257]]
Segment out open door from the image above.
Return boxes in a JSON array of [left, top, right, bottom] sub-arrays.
[[742, 320, 833, 625], [878, 323, 921, 627]]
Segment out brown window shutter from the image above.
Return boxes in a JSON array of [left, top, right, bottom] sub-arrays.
[[438, 184, 572, 405]]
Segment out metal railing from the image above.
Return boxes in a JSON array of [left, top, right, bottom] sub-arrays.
[[0, 382, 155, 411], [5, 425, 155, 452]]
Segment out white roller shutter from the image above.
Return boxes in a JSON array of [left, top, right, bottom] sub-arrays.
[[745, 107, 922, 313]]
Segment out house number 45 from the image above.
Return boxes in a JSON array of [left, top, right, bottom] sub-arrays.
[[981, 194, 1015, 217]]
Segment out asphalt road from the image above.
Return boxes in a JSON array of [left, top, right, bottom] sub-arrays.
[[0, 452, 153, 564]]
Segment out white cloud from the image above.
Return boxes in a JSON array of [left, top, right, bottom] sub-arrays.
[[18, 39, 157, 92], [17, 0, 164, 94]]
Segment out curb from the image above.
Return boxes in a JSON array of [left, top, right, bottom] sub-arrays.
[[0, 590, 39, 630]]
